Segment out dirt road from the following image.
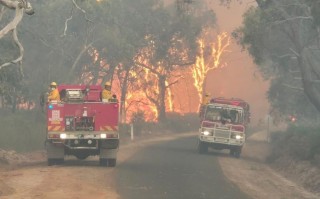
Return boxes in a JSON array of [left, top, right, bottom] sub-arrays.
[[0, 132, 319, 199], [0, 134, 192, 199]]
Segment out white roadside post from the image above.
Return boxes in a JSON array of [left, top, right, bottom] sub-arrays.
[[130, 123, 134, 140]]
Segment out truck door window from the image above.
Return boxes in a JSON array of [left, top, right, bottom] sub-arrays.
[[205, 106, 221, 121]]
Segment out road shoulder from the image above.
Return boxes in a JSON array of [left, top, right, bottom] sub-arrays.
[[218, 131, 319, 199]]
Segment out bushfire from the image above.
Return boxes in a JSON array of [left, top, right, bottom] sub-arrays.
[[80, 32, 231, 122]]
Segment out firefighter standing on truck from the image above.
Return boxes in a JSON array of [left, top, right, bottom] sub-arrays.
[[48, 82, 60, 102], [199, 92, 211, 117], [102, 82, 112, 102]]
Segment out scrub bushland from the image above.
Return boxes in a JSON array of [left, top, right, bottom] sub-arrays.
[[268, 124, 320, 164], [0, 110, 46, 152]]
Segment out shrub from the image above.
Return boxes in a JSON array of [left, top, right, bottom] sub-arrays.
[[268, 125, 320, 163], [163, 112, 200, 133], [0, 109, 46, 152]]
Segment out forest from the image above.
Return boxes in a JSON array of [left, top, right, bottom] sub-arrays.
[[1, 0, 320, 149]]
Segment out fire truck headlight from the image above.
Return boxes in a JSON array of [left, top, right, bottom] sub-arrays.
[[202, 130, 210, 136], [236, 135, 242, 140], [100, 133, 107, 139], [60, 133, 67, 139]]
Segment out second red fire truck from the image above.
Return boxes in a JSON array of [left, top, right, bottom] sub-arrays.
[[197, 97, 250, 158]]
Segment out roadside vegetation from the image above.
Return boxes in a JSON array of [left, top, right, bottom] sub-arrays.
[[120, 112, 200, 137], [0, 110, 46, 152], [0, 109, 199, 152], [269, 124, 320, 164]]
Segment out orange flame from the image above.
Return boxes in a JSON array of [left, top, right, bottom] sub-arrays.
[[79, 32, 231, 122], [191, 32, 231, 104]]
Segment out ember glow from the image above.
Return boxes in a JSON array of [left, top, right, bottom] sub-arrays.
[[191, 32, 230, 104]]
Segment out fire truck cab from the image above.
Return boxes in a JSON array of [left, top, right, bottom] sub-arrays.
[[197, 97, 250, 158], [45, 85, 119, 166]]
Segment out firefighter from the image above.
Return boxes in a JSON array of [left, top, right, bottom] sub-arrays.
[[102, 81, 112, 102], [199, 92, 211, 118], [202, 92, 211, 105], [47, 82, 60, 102]]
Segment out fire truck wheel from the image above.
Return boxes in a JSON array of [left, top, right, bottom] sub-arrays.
[[75, 154, 89, 160], [197, 140, 208, 154], [99, 158, 117, 167], [230, 148, 241, 158], [107, 159, 116, 167], [99, 158, 108, 166]]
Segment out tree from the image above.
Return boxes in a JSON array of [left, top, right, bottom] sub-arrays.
[[0, 0, 34, 110], [0, 0, 34, 69], [228, 0, 320, 119]]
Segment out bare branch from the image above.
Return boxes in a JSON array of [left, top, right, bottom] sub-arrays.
[[0, 0, 33, 71], [0, 6, 5, 21], [71, 0, 94, 23], [273, 16, 312, 25], [0, 28, 24, 70], [289, 48, 300, 57], [135, 62, 161, 76], [70, 42, 93, 71], [166, 75, 183, 88], [0, 4, 23, 39], [282, 83, 304, 91], [62, 6, 74, 37], [0, 0, 19, 9]]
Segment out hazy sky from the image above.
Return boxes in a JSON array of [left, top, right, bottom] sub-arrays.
[[206, 1, 270, 125]]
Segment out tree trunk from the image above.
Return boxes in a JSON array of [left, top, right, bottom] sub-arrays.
[[120, 67, 130, 123], [157, 75, 167, 123]]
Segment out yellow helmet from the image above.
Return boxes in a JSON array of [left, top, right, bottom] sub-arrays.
[[50, 82, 57, 86], [205, 92, 210, 96], [105, 82, 111, 86]]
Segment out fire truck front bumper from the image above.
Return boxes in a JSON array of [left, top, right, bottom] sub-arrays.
[[47, 131, 119, 149], [47, 131, 118, 140], [199, 135, 245, 147]]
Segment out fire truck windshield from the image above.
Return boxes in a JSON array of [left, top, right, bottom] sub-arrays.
[[204, 105, 244, 124]]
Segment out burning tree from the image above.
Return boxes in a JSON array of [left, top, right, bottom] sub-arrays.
[[191, 31, 231, 105], [133, 29, 197, 122]]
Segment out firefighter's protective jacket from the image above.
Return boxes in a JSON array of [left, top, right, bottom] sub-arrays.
[[202, 96, 210, 105], [48, 88, 60, 101], [101, 89, 112, 100]]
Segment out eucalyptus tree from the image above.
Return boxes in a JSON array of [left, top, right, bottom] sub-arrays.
[[0, 0, 34, 110], [133, 2, 216, 122], [223, 0, 320, 120]]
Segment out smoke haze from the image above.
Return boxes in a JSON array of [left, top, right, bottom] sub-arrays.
[[206, 1, 270, 125]]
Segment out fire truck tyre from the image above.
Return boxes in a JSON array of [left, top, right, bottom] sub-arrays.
[[197, 141, 208, 154], [107, 159, 117, 167], [230, 148, 241, 158], [75, 154, 89, 160], [99, 158, 108, 166]]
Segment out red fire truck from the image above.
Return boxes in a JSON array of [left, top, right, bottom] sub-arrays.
[[197, 97, 250, 158], [45, 85, 119, 166]]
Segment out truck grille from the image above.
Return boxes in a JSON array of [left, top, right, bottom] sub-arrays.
[[214, 129, 230, 138]]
